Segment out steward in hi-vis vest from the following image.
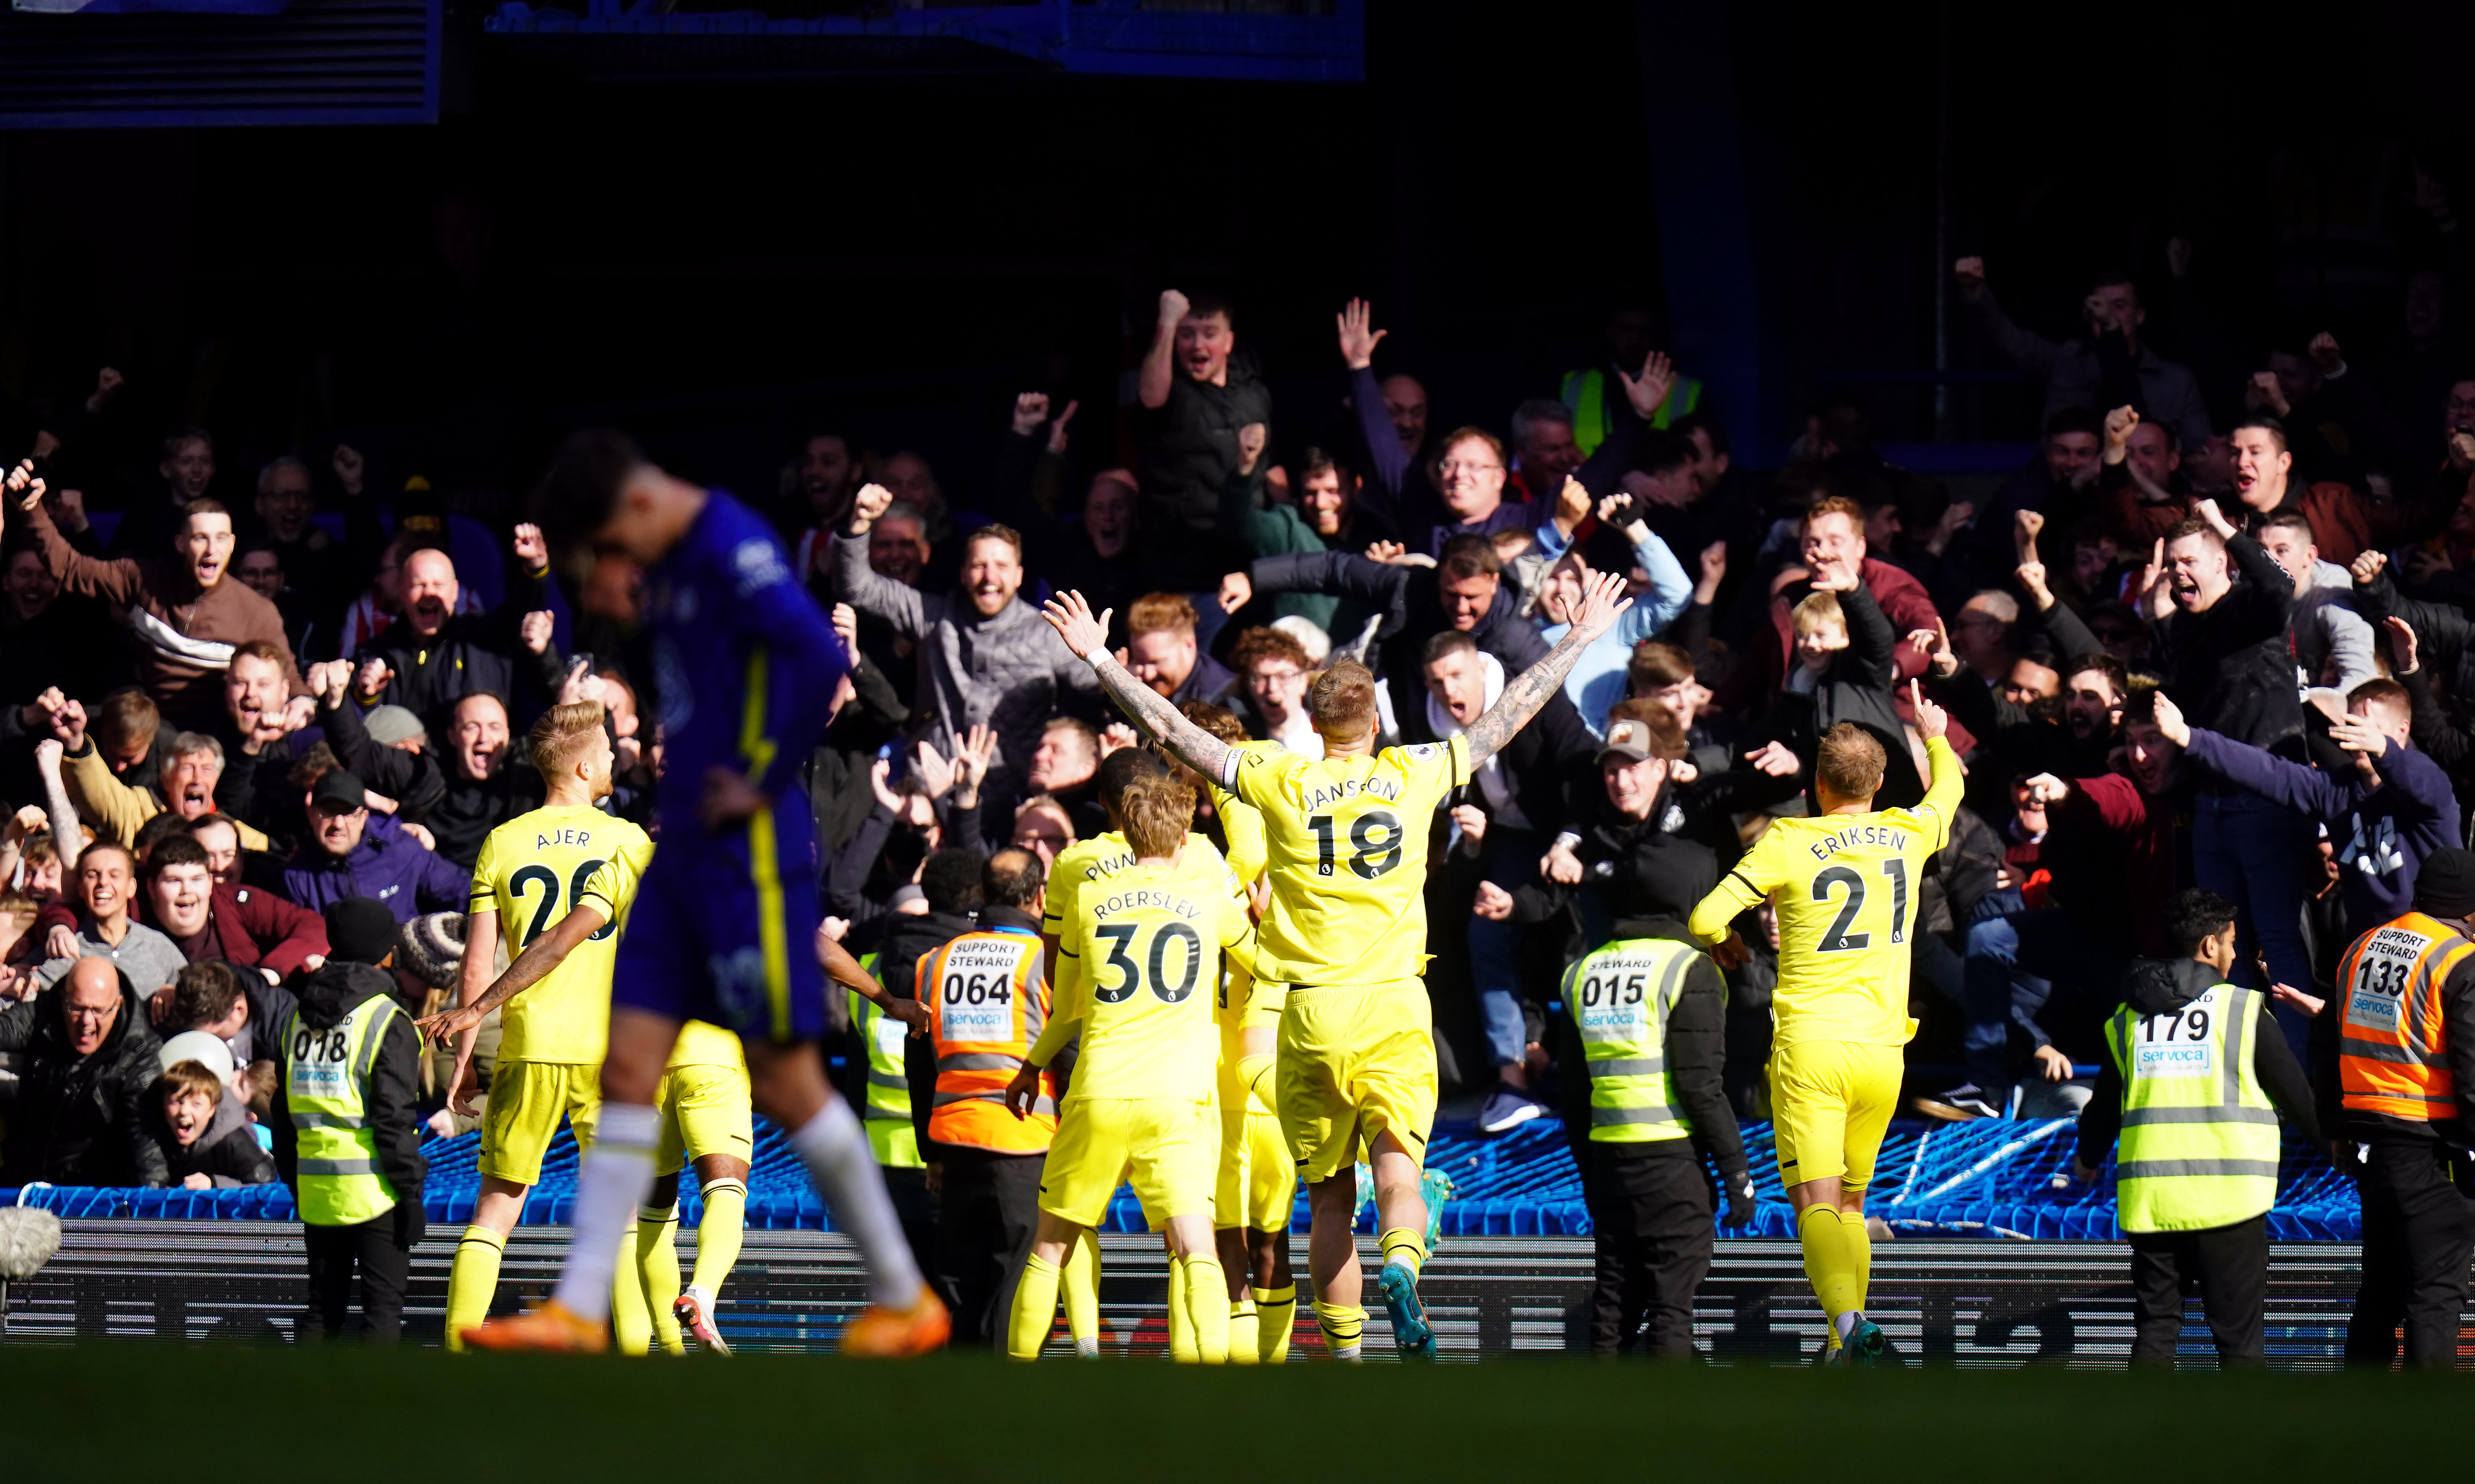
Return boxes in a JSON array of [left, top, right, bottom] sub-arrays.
[[910, 852, 1059, 1348], [2314, 848, 2475, 1370], [270, 899, 428, 1344], [2073, 889, 2318, 1370], [1553, 905, 1755, 1359]]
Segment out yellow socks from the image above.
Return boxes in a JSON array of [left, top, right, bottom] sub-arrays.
[[1178, 1255, 1229, 1363], [690, 1177, 746, 1298], [1008, 1252, 1062, 1360], [1256, 1281, 1295, 1364], [1839, 1207, 1872, 1320], [1167, 1255, 1197, 1361], [1798, 1204, 1862, 1344], [611, 1228, 653, 1355], [1062, 1229, 1099, 1357], [1229, 1298, 1260, 1364], [1313, 1299, 1365, 1361], [637, 1204, 685, 1354], [1378, 1225, 1426, 1280], [443, 1226, 505, 1353]]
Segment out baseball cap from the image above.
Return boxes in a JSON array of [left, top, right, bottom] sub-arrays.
[[310, 768, 368, 812], [1596, 717, 1659, 766]]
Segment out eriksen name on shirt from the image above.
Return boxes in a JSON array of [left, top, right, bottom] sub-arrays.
[[1804, 822, 1911, 862]]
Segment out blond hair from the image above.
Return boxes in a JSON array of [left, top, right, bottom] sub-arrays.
[[1815, 723, 1885, 801], [1792, 590, 1846, 636], [527, 701, 608, 779], [1118, 773, 1197, 859]]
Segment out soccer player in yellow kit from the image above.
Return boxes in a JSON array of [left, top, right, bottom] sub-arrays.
[[425, 702, 653, 1352], [1038, 745, 1245, 1357], [1179, 699, 1296, 1365], [1003, 772, 1261, 1362], [1043, 573, 1633, 1360], [1687, 685, 1958, 1365]]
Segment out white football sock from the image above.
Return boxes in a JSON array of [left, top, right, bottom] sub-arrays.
[[790, 1096, 924, 1308], [551, 1102, 660, 1321]]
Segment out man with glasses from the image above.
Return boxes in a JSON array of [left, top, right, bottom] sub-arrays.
[[1230, 626, 1321, 758]]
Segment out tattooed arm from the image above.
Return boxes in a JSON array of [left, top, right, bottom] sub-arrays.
[[1041, 591, 1235, 782], [1461, 570, 1635, 767]]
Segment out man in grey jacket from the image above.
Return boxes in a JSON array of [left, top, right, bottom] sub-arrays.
[[2256, 509, 2375, 697], [1955, 257, 2213, 454], [834, 481, 1100, 845]]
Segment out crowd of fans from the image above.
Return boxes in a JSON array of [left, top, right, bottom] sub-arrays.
[[2, 220, 2472, 1192]]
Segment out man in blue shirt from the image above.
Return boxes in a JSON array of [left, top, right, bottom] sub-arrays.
[[457, 429, 947, 1356]]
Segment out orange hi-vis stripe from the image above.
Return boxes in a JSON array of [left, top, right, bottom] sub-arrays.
[[921, 929, 1057, 1154], [2336, 911, 2470, 1121]]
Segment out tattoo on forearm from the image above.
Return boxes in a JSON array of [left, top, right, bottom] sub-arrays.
[[1094, 657, 1231, 781], [1462, 627, 1595, 766]]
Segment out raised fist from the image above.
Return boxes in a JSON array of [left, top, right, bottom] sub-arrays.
[[1953, 256, 1987, 299], [355, 657, 393, 700], [2103, 405, 2139, 451], [519, 610, 554, 655], [850, 482, 893, 530], [1158, 288, 1191, 327], [1012, 392, 1050, 438], [511, 523, 547, 570]]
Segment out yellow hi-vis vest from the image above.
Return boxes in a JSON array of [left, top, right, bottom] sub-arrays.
[[2103, 980, 2281, 1233], [1561, 366, 1703, 455], [1561, 936, 1700, 1144], [856, 991, 923, 1170], [284, 996, 406, 1226]]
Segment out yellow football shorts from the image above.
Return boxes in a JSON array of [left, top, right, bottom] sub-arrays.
[[655, 1060, 756, 1177], [1277, 978, 1437, 1186], [478, 1060, 601, 1186], [1768, 1039, 1904, 1192], [1216, 1105, 1296, 1232], [1040, 1096, 1216, 1229]]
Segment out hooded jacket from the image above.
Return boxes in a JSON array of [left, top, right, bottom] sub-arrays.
[[0, 969, 168, 1186], [268, 960, 426, 1208], [145, 1089, 278, 1188], [2074, 955, 2321, 1169], [281, 814, 472, 924], [1245, 549, 1553, 736]]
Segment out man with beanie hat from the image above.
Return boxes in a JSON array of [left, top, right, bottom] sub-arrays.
[[271, 896, 428, 1342], [2316, 847, 2475, 1367]]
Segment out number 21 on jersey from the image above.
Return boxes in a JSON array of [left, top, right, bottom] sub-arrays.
[[1810, 859, 1909, 952]]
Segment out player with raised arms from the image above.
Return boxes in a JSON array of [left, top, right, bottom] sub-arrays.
[[1687, 683, 1958, 1364], [1040, 570, 1632, 1359]]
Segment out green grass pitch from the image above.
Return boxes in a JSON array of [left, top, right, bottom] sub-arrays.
[[2, 1341, 2433, 1479]]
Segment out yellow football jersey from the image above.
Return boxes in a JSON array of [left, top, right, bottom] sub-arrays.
[[1689, 738, 1960, 1046], [1208, 782, 1268, 891], [1222, 736, 1468, 987], [1058, 860, 1260, 1101], [472, 804, 654, 1064], [1043, 829, 1243, 1005]]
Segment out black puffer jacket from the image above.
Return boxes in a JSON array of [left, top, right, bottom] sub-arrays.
[[145, 1091, 279, 1188], [268, 961, 426, 1212], [0, 970, 167, 1186]]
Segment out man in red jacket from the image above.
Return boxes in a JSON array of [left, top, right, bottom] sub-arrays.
[[140, 834, 327, 983], [1726, 494, 1972, 751]]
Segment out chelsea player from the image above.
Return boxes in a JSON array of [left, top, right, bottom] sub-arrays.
[[464, 431, 944, 1355]]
